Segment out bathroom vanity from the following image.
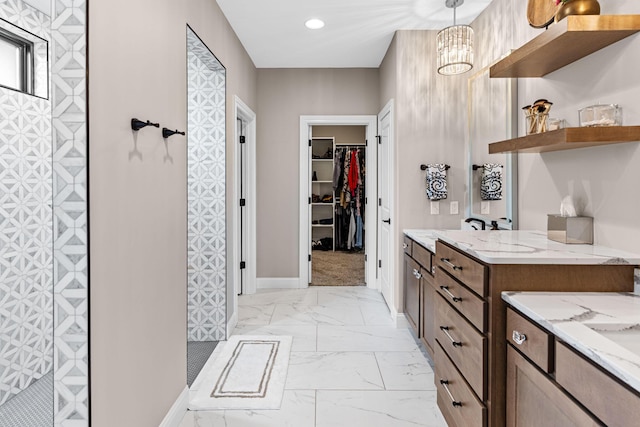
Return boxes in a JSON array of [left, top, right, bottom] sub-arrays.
[[403, 230, 438, 357], [402, 229, 640, 427], [503, 292, 640, 426]]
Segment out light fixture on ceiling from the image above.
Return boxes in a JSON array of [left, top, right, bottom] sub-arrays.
[[436, 0, 474, 76], [305, 18, 325, 30]]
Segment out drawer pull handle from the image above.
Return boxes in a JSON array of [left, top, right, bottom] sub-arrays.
[[441, 258, 463, 271], [440, 326, 463, 347], [403, 243, 408, 249], [512, 330, 527, 345], [440, 380, 462, 407], [413, 269, 422, 279], [440, 286, 463, 303]]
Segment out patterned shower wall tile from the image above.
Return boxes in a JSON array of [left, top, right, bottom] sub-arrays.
[[187, 27, 227, 342], [51, 0, 89, 425], [0, 0, 50, 39], [0, 0, 53, 406]]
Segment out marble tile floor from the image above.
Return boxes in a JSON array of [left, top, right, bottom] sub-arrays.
[[180, 286, 447, 427]]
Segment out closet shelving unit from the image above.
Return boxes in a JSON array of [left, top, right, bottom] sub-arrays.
[[311, 137, 336, 251]]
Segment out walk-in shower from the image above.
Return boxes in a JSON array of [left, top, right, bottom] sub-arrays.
[[186, 25, 227, 386], [0, 1, 88, 426]]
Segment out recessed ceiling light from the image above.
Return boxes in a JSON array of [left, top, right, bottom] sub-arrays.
[[305, 18, 325, 30]]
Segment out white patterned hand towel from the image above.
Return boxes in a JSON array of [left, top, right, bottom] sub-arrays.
[[481, 163, 503, 201], [425, 164, 448, 201]]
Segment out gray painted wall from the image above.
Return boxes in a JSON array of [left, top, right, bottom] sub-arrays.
[[255, 68, 379, 278], [380, 0, 640, 312], [88, 0, 257, 425]]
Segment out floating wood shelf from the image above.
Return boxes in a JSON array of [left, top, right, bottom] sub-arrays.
[[490, 15, 640, 78], [488, 126, 640, 154]]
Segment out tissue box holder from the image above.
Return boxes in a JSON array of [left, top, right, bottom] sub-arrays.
[[547, 215, 593, 245]]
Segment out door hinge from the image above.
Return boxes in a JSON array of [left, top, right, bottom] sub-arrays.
[[240, 198, 246, 207], [239, 135, 246, 144], [377, 135, 381, 144], [309, 254, 312, 262], [240, 261, 246, 269], [365, 197, 368, 205], [378, 198, 382, 207], [309, 197, 312, 205], [365, 139, 368, 146], [309, 139, 312, 147], [378, 260, 382, 268], [365, 254, 368, 262]]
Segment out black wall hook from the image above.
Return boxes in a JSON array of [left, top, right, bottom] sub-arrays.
[[420, 164, 450, 171], [131, 118, 159, 131], [472, 164, 484, 171], [162, 128, 186, 139]]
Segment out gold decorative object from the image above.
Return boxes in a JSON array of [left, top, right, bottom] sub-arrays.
[[523, 99, 554, 134], [555, 0, 601, 23], [527, 0, 557, 29]]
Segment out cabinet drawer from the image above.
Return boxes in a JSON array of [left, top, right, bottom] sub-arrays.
[[435, 342, 486, 427], [403, 236, 412, 256], [412, 242, 433, 275], [436, 270, 486, 332], [507, 346, 600, 427], [436, 293, 486, 400], [556, 342, 640, 427], [506, 308, 552, 372], [436, 241, 486, 297]]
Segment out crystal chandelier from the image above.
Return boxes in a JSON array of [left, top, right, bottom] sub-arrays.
[[437, 0, 474, 75]]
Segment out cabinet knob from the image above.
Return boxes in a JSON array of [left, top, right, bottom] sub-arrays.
[[412, 269, 422, 279], [403, 243, 408, 249], [512, 330, 527, 345]]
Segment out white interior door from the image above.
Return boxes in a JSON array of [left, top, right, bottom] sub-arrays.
[[307, 126, 313, 284], [377, 102, 394, 309]]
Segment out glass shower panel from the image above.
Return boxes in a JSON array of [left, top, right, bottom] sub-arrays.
[[186, 26, 227, 343]]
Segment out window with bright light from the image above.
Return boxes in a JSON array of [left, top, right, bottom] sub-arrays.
[[0, 28, 32, 94]]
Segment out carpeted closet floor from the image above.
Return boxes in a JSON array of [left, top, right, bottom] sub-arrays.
[[311, 250, 365, 286]]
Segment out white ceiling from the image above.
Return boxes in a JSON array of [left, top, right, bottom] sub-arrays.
[[216, 0, 492, 68], [23, 0, 50, 15]]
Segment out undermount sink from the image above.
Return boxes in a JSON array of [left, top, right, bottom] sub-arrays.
[[584, 322, 640, 356]]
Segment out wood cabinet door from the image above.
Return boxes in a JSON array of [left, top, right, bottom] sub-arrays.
[[403, 254, 420, 335], [421, 273, 436, 355], [507, 346, 601, 427]]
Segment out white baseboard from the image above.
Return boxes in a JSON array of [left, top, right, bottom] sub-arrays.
[[394, 313, 410, 329], [257, 277, 302, 289], [227, 310, 238, 338], [159, 386, 189, 427]]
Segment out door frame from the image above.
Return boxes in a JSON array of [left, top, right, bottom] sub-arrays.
[[230, 96, 257, 333], [377, 100, 396, 316], [299, 115, 378, 289]]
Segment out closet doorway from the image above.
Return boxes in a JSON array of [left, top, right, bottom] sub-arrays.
[[311, 126, 367, 286], [299, 116, 379, 290]]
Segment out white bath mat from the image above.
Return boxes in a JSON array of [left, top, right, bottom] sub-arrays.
[[189, 335, 292, 410]]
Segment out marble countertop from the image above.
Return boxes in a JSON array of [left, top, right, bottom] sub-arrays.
[[433, 230, 640, 265], [403, 229, 438, 253], [503, 292, 640, 393]]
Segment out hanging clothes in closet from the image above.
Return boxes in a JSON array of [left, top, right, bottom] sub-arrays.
[[333, 146, 365, 251]]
